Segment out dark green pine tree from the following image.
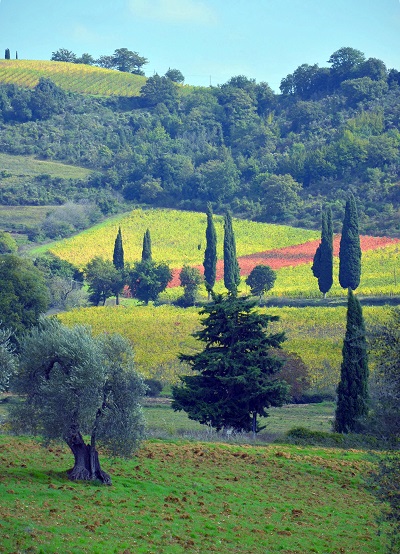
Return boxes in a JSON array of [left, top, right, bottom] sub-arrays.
[[311, 206, 333, 297], [141, 229, 152, 262], [334, 289, 369, 433], [203, 203, 217, 300], [112, 227, 124, 305], [223, 211, 240, 296], [172, 294, 289, 435], [113, 227, 124, 271], [339, 194, 361, 290], [5, 49, 10, 60]]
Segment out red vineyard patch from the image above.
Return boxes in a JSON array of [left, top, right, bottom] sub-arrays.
[[168, 235, 400, 288]]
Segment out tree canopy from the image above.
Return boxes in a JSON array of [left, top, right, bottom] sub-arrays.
[[9, 318, 146, 484], [172, 294, 289, 434]]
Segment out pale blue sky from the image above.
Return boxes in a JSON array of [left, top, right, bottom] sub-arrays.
[[0, 0, 399, 91]]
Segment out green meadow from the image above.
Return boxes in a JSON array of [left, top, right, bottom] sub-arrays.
[[0, 436, 386, 554]]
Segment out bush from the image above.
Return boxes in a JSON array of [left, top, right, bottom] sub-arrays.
[[144, 378, 163, 397]]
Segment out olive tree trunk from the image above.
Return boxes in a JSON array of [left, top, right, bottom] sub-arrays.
[[65, 427, 111, 485]]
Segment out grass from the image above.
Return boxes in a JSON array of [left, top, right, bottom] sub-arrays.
[[0, 434, 386, 553], [0, 205, 52, 232], [0, 152, 92, 180], [58, 304, 392, 390], [0, 60, 146, 97]]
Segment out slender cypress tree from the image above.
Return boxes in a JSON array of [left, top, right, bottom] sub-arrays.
[[223, 211, 240, 295], [5, 49, 10, 60], [311, 206, 333, 297], [113, 227, 124, 270], [339, 194, 361, 290], [203, 203, 217, 300], [334, 289, 368, 433], [112, 227, 124, 305], [142, 229, 152, 262]]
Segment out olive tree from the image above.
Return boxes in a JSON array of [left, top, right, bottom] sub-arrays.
[[9, 318, 146, 484]]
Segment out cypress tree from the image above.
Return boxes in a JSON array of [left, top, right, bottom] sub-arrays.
[[311, 206, 333, 297], [203, 203, 217, 300], [5, 49, 10, 60], [334, 289, 369, 433], [339, 194, 361, 290], [113, 227, 124, 270], [141, 228, 152, 262], [223, 211, 240, 295]]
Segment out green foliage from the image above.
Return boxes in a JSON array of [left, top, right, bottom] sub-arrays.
[[246, 264, 276, 298], [165, 68, 184, 83], [367, 307, 400, 443], [141, 228, 152, 262], [85, 256, 124, 306], [0, 324, 15, 391], [311, 206, 333, 296], [203, 203, 217, 293], [113, 227, 124, 270], [9, 318, 146, 477], [0, 230, 17, 253], [178, 265, 203, 306], [129, 260, 172, 304], [140, 74, 178, 109], [339, 194, 362, 290], [334, 290, 369, 433], [223, 211, 240, 295], [0, 254, 49, 342], [172, 294, 289, 433]]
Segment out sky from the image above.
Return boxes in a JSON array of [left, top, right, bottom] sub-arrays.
[[0, 0, 399, 92]]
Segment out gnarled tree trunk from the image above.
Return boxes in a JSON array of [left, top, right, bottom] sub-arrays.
[[65, 426, 111, 485]]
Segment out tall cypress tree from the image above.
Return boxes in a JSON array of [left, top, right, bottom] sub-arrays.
[[5, 49, 10, 60], [112, 227, 124, 305], [339, 194, 361, 290], [142, 229, 152, 262], [311, 206, 333, 297], [203, 203, 217, 300], [223, 211, 240, 296], [113, 227, 124, 271], [334, 289, 369, 433]]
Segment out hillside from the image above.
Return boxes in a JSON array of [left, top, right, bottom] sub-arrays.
[[0, 47, 399, 239], [0, 59, 146, 96]]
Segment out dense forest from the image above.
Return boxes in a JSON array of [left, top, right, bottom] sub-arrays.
[[0, 46, 399, 236]]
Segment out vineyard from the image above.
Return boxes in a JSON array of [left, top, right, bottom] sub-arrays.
[[0, 60, 146, 96], [42, 208, 400, 298], [58, 304, 392, 389]]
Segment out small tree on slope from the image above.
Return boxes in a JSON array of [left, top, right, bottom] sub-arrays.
[[112, 227, 125, 305], [172, 294, 289, 434], [9, 318, 146, 484], [334, 289, 368, 433], [223, 211, 240, 296], [339, 194, 361, 290], [141, 229, 152, 262], [203, 203, 217, 300], [311, 206, 333, 297]]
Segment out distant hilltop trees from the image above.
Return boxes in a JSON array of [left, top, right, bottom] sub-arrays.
[[50, 47, 184, 82], [4, 49, 17, 60]]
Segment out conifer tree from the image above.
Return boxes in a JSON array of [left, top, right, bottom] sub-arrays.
[[5, 49, 10, 60], [112, 227, 124, 305], [141, 228, 152, 262], [113, 227, 124, 270], [203, 203, 217, 300], [172, 294, 289, 434], [334, 289, 368, 433], [339, 194, 361, 290], [311, 206, 333, 297], [223, 211, 240, 295]]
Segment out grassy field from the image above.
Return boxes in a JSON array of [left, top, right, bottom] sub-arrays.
[[0, 59, 146, 96], [0, 152, 92, 180], [40, 208, 319, 269], [0, 435, 385, 553], [58, 304, 392, 390]]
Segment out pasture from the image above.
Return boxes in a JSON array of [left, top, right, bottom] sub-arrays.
[[0, 436, 385, 553]]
